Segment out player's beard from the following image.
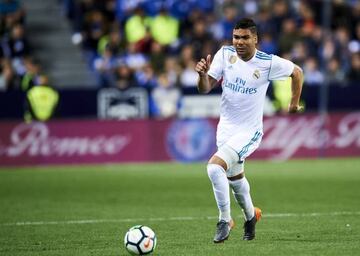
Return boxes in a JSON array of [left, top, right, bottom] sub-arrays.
[[236, 47, 254, 61]]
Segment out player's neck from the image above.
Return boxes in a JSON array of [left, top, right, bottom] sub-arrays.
[[239, 49, 256, 62]]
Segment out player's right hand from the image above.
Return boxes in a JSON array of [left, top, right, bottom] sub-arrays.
[[195, 55, 211, 76], [288, 104, 304, 114]]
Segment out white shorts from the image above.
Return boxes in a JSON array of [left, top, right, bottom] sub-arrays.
[[229, 131, 262, 161], [216, 130, 263, 164]]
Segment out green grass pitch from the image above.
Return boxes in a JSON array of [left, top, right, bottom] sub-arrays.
[[0, 158, 360, 255]]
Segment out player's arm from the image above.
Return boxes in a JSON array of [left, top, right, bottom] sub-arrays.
[[195, 55, 218, 94], [289, 64, 304, 113]]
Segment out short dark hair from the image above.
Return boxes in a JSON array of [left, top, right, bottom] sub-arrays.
[[234, 18, 257, 34]]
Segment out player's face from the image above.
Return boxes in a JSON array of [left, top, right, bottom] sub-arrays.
[[232, 28, 257, 61]]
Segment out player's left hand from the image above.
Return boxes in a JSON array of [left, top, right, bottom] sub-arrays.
[[195, 55, 211, 76], [288, 104, 304, 114]]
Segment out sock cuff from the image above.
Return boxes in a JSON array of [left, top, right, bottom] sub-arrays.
[[229, 176, 247, 185]]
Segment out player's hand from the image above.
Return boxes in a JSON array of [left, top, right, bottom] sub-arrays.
[[288, 104, 304, 114], [195, 55, 211, 76]]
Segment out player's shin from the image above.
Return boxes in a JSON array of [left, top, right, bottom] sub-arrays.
[[207, 164, 231, 222], [229, 176, 255, 221]]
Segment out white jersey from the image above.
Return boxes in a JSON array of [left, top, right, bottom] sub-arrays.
[[208, 45, 294, 146]]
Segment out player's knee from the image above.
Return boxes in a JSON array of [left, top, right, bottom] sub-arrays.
[[207, 163, 226, 181], [227, 162, 245, 180]]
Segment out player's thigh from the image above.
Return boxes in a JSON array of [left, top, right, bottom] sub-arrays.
[[212, 131, 263, 172], [210, 144, 238, 170], [227, 131, 263, 162]]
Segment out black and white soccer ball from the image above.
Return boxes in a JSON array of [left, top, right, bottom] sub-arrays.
[[124, 225, 157, 255]]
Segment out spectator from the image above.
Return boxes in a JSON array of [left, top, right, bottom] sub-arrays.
[[25, 75, 59, 122], [149, 41, 166, 73], [347, 53, 360, 82], [334, 26, 351, 70], [21, 57, 42, 91], [134, 63, 157, 89], [207, 12, 224, 42], [2, 23, 29, 59], [0, 0, 25, 24], [180, 60, 198, 88], [97, 26, 125, 56], [180, 8, 205, 42], [303, 24, 323, 57], [0, 57, 14, 90], [151, 72, 181, 118], [218, 2, 238, 41], [150, 7, 180, 46], [69, 0, 100, 43], [259, 32, 278, 54], [319, 38, 337, 68], [179, 44, 194, 68], [270, 0, 291, 35], [255, 7, 275, 36], [124, 7, 151, 44], [163, 56, 181, 87], [331, 0, 352, 29], [123, 42, 147, 70], [327, 57, 346, 84], [135, 27, 154, 54], [93, 45, 118, 87], [188, 18, 213, 60], [303, 57, 324, 85], [297, 0, 316, 36], [114, 64, 134, 90], [82, 10, 108, 52], [291, 41, 308, 67], [278, 18, 302, 55]]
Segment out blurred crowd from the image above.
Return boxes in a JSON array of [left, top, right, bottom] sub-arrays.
[[0, 0, 51, 92], [0, 0, 26, 90], [63, 0, 360, 117], [1, 0, 360, 118], [0, 0, 58, 121]]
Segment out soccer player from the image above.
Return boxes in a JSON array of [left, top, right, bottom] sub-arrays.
[[195, 18, 303, 243]]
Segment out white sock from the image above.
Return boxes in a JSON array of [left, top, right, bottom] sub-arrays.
[[207, 164, 231, 222], [229, 177, 255, 221]]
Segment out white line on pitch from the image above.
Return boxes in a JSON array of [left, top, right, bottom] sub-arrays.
[[1, 211, 360, 227]]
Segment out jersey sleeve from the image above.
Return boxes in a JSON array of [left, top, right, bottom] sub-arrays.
[[268, 55, 295, 81], [208, 47, 224, 81]]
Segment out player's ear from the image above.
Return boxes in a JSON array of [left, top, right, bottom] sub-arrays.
[[254, 35, 258, 44]]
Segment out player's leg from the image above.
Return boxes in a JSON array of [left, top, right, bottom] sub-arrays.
[[207, 145, 238, 243], [207, 156, 231, 223], [227, 162, 255, 221], [226, 131, 263, 240], [227, 162, 262, 240]]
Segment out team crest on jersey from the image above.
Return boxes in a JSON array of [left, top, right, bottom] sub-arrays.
[[253, 69, 260, 79], [229, 55, 237, 64]]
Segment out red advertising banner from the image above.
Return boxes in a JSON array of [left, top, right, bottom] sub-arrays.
[[255, 112, 360, 159], [0, 119, 171, 166], [0, 112, 359, 166]]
